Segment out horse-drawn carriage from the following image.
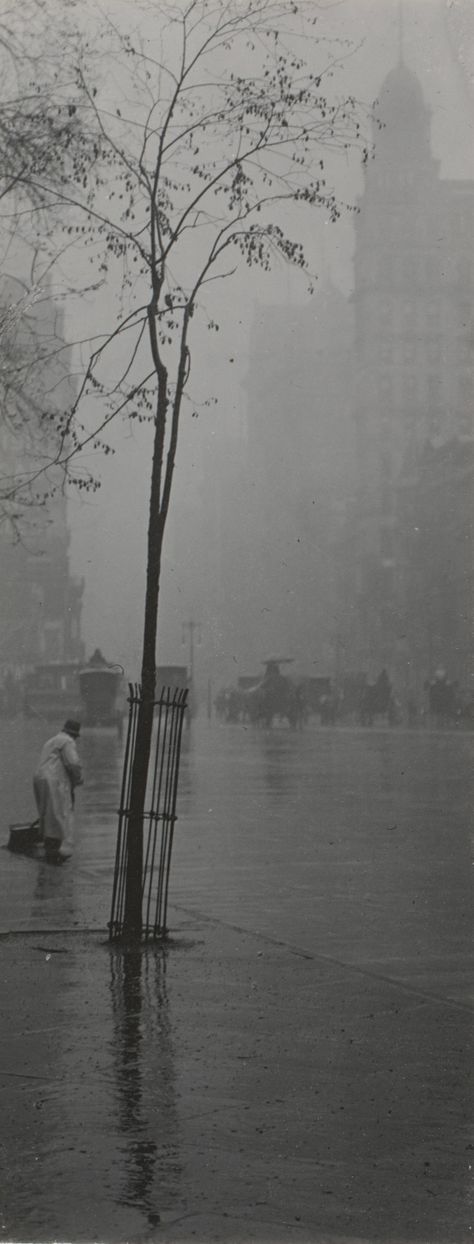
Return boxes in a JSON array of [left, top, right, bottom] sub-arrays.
[[242, 659, 306, 728], [78, 649, 126, 734], [216, 659, 306, 729], [217, 662, 402, 729]]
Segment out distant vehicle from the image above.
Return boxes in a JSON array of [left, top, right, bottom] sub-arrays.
[[78, 649, 126, 734], [23, 661, 83, 722], [236, 658, 306, 729]]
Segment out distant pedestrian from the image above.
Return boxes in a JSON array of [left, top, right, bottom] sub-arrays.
[[33, 720, 83, 862]]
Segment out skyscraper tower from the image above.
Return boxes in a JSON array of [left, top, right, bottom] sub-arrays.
[[349, 54, 474, 679]]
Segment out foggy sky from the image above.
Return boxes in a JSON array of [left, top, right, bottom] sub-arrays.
[[66, 0, 474, 679]]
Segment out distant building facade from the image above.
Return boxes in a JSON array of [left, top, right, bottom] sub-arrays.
[[239, 285, 355, 674], [0, 279, 84, 675], [158, 61, 473, 696], [344, 62, 474, 691], [228, 61, 473, 692], [397, 438, 473, 687]]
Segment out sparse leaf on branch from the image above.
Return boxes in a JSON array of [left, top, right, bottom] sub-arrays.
[[0, 0, 373, 936]]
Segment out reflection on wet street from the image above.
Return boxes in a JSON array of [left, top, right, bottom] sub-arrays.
[[1, 716, 471, 972], [110, 946, 180, 1230], [0, 713, 472, 996], [0, 715, 472, 1242], [174, 719, 473, 981], [0, 937, 183, 1241]]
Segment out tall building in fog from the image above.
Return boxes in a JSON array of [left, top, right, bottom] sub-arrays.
[[160, 59, 472, 694], [160, 283, 355, 687], [347, 59, 473, 690], [0, 279, 84, 674], [240, 282, 354, 673]]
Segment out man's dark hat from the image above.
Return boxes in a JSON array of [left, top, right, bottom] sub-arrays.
[[63, 719, 81, 737]]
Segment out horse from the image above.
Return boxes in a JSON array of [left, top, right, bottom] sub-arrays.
[[241, 669, 306, 729]]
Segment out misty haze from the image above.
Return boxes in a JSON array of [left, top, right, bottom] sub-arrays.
[[0, 1, 472, 1243]]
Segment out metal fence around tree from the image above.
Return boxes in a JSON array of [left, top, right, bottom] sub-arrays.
[[109, 683, 188, 941]]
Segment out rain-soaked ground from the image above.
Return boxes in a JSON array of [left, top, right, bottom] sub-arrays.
[[0, 715, 472, 1242]]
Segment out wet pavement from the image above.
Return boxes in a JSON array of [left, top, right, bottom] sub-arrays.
[[0, 716, 472, 1242]]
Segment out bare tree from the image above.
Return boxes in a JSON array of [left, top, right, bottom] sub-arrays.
[[21, 0, 372, 934]]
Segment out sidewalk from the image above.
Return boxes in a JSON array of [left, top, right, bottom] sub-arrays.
[[0, 904, 472, 1244]]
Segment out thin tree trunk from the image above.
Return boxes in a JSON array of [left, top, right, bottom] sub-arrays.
[[122, 307, 188, 939], [123, 406, 165, 938]]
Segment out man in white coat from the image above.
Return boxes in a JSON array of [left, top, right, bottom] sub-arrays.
[[33, 719, 83, 861]]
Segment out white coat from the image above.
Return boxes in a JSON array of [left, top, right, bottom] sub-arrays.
[[33, 731, 83, 854]]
